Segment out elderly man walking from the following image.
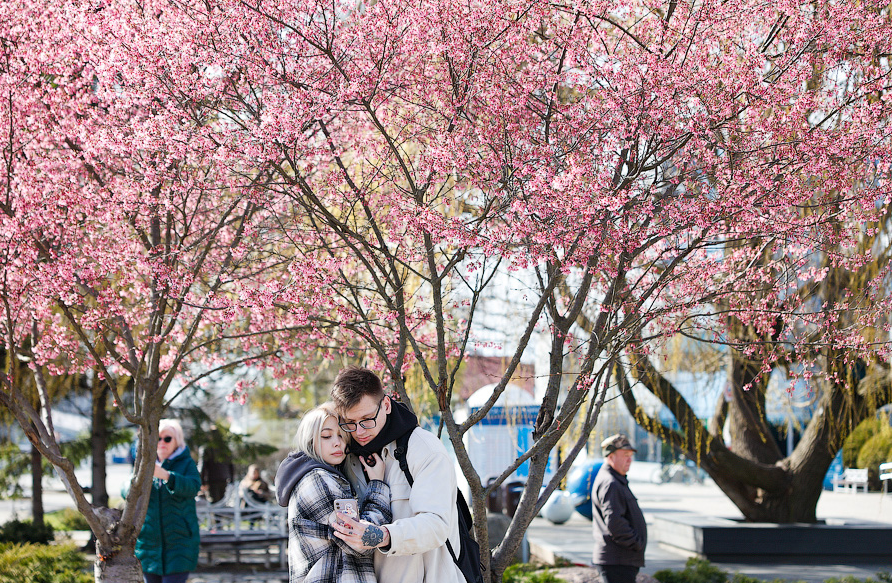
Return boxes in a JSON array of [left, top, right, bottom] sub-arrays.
[[591, 434, 647, 583]]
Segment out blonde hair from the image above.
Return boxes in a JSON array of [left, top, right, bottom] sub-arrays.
[[293, 403, 345, 463], [158, 418, 185, 449]]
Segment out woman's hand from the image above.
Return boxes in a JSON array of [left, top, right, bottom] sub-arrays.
[[153, 462, 170, 481], [360, 453, 385, 482], [332, 513, 390, 549]]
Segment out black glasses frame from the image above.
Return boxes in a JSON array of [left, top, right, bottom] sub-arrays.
[[339, 396, 386, 433], [158, 435, 174, 443]]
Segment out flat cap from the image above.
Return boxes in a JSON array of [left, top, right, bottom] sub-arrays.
[[601, 433, 637, 456]]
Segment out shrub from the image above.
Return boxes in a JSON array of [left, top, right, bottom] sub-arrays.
[[653, 557, 728, 583], [653, 558, 800, 583], [0, 542, 92, 583], [502, 563, 564, 583], [45, 508, 91, 532], [825, 577, 892, 583], [843, 418, 882, 467], [856, 433, 892, 490], [0, 519, 54, 545]]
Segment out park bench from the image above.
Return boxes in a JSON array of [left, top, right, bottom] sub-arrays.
[[832, 467, 868, 493], [881, 462, 892, 496], [197, 484, 287, 568]]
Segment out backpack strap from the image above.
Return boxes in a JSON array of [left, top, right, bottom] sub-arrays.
[[394, 431, 414, 486], [392, 429, 462, 565]]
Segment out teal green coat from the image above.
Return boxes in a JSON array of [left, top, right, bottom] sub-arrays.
[[136, 446, 201, 575]]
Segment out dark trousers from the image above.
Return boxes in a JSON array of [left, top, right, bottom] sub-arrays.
[[593, 564, 639, 583], [207, 481, 228, 503], [143, 573, 189, 583]]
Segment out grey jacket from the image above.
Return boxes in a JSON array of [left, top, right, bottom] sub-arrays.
[[591, 464, 647, 567]]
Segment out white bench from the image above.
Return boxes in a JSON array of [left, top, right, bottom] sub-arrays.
[[881, 462, 892, 496], [832, 468, 869, 493]]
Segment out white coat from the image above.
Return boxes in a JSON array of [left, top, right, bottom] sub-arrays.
[[344, 428, 465, 583]]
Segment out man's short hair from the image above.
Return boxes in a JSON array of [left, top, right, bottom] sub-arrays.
[[331, 366, 385, 412]]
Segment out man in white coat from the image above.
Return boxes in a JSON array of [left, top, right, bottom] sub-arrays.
[[330, 366, 465, 583]]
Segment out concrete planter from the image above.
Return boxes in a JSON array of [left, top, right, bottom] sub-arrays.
[[653, 513, 892, 563]]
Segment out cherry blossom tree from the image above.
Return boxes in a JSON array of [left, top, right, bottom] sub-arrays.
[[157, 0, 890, 577], [3, 0, 892, 581], [1, 3, 319, 581]]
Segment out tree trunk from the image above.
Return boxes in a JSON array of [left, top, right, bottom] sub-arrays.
[[727, 353, 781, 464], [30, 443, 44, 528], [94, 542, 143, 583], [91, 384, 109, 508], [710, 458, 826, 523], [625, 349, 866, 524]]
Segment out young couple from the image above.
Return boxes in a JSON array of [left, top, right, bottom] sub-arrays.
[[275, 366, 466, 583]]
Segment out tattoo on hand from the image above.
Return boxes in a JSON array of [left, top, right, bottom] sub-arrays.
[[361, 525, 384, 547]]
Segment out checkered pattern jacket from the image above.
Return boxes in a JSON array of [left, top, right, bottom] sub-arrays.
[[287, 468, 391, 583]]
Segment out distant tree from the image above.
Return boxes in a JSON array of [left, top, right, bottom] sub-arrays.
[[0, 347, 89, 528], [620, 225, 892, 521]]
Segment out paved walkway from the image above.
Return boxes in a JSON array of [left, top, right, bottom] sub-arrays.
[[4, 477, 892, 582], [525, 480, 892, 582]]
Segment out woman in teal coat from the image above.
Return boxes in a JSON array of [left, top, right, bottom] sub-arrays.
[[137, 418, 201, 583]]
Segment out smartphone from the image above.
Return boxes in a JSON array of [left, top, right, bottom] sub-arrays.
[[332, 498, 359, 526]]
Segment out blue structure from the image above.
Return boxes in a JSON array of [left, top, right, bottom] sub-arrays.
[[565, 458, 603, 520], [823, 450, 844, 491], [467, 405, 551, 481]]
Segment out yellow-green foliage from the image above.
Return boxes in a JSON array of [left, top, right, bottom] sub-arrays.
[[0, 543, 92, 583], [856, 433, 892, 490], [44, 508, 90, 532], [843, 417, 882, 468]]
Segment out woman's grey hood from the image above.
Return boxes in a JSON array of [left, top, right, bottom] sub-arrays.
[[274, 451, 341, 507]]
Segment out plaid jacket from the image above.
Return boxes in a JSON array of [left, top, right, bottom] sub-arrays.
[[287, 468, 391, 583]]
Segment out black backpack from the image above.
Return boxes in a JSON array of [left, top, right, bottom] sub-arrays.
[[394, 430, 485, 583]]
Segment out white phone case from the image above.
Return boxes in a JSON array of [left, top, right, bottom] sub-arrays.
[[331, 498, 359, 525]]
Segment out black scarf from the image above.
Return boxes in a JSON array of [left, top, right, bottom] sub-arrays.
[[348, 398, 418, 459]]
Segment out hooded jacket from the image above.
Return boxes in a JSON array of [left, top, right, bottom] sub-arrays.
[[136, 445, 201, 576], [275, 452, 391, 583]]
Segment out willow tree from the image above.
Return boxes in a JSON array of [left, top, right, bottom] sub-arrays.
[[607, 1, 892, 523], [620, 216, 892, 523]]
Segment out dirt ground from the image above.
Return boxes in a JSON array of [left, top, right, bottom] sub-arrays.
[[552, 567, 659, 583]]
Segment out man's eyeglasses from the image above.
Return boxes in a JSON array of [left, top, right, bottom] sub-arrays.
[[158, 436, 174, 443], [339, 396, 386, 433]]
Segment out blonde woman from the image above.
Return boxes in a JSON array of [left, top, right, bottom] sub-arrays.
[[275, 403, 391, 583]]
